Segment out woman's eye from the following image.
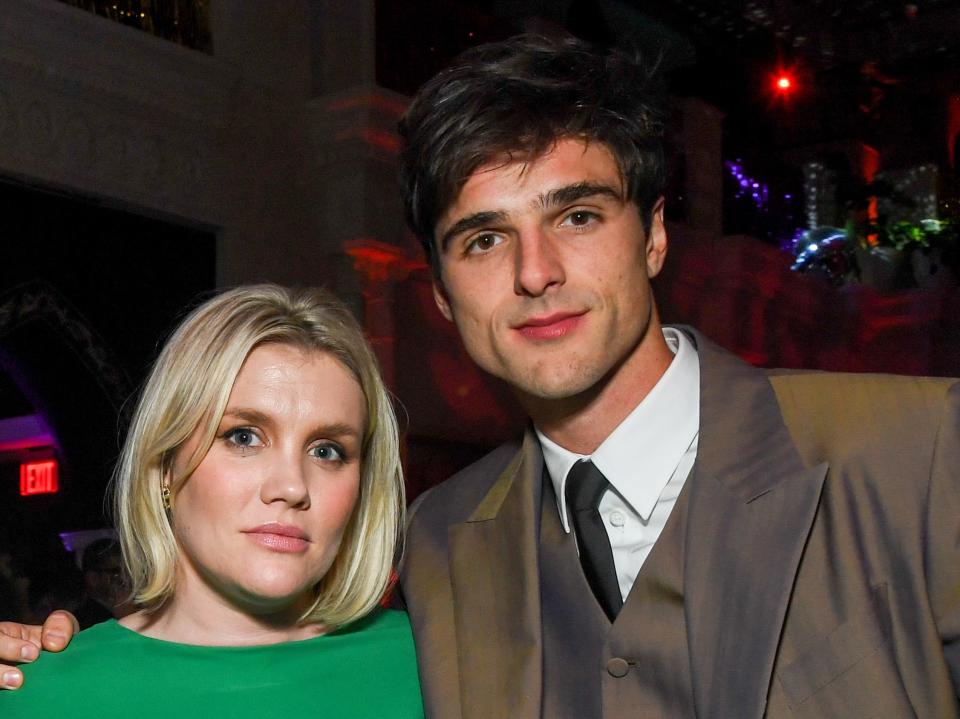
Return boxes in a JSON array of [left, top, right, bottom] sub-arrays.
[[466, 233, 503, 254], [311, 443, 345, 462], [224, 428, 263, 448]]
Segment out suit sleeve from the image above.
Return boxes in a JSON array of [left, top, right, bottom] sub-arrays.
[[927, 381, 960, 696]]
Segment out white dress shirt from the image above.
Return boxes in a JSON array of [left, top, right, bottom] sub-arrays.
[[536, 327, 701, 601]]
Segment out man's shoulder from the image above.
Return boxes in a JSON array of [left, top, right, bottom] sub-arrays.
[[767, 366, 957, 388], [409, 437, 525, 528], [767, 368, 957, 421], [766, 368, 959, 468]]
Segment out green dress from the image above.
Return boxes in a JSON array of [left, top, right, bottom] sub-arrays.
[[1, 608, 423, 717]]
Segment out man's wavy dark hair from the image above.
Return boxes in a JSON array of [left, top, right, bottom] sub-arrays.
[[398, 34, 668, 271]]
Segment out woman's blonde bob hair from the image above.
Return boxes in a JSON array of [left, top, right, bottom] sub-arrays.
[[113, 284, 403, 628]]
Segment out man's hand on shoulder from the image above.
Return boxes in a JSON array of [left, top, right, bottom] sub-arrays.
[[0, 611, 78, 689]]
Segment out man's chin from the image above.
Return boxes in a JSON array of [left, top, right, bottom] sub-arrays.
[[510, 368, 601, 404]]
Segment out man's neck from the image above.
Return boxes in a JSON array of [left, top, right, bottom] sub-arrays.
[[523, 324, 674, 454]]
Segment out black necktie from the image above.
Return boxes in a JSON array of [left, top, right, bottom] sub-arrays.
[[564, 459, 623, 620]]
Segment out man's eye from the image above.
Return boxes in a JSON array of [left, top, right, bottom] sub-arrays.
[[466, 233, 503, 254], [561, 210, 598, 228], [311, 443, 345, 462], [223, 428, 263, 448]]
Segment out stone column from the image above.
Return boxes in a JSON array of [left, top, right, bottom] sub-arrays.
[[676, 97, 724, 237], [305, 0, 422, 383], [344, 239, 426, 390]]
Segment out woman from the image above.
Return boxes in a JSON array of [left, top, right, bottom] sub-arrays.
[[1, 285, 423, 717]]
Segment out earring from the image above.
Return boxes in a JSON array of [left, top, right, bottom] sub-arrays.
[[161, 486, 172, 510]]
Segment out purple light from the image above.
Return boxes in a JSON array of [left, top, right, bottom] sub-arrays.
[[724, 157, 785, 214]]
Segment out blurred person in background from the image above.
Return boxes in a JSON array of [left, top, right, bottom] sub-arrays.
[[0, 550, 30, 624], [74, 538, 134, 629]]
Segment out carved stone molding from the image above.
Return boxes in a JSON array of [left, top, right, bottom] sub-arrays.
[[0, 281, 130, 411], [308, 86, 409, 168], [344, 238, 425, 285]]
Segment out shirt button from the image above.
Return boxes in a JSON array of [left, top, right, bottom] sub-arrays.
[[609, 511, 625, 527], [606, 658, 630, 677]]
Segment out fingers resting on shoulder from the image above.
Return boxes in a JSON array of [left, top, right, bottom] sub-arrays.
[[0, 611, 79, 690]]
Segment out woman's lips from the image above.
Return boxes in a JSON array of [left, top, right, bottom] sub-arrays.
[[515, 312, 585, 340], [243, 524, 310, 553]]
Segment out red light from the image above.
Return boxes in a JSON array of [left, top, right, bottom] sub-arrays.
[[776, 76, 791, 90], [20, 459, 59, 496]]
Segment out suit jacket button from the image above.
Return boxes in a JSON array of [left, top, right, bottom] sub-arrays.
[[606, 658, 630, 677]]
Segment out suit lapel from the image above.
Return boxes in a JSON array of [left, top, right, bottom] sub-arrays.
[[448, 429, 544, 719], [681, 329, 827, 719]]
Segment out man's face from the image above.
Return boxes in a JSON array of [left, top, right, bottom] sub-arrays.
[[432, 138, 667, 406]]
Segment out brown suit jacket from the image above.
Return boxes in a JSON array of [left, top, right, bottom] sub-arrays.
[[401, 328, 960, 718]]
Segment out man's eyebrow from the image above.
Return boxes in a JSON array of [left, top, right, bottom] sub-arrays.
[[439, 210, 509, 253], [542, 181, 624, 207], [437, 182, 622, 253]]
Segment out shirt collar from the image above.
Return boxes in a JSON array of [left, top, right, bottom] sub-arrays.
[[537, 327, 701, 531]]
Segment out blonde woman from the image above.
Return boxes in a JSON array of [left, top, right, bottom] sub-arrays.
[[1, 285, 422, 717]]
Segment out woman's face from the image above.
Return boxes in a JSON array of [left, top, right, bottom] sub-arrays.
[[169, 343, 365, 619]]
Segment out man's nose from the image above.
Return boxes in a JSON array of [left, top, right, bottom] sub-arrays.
[[514, 229, 565, 297]]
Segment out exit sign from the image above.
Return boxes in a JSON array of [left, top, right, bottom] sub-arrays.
[[20, 459, 59, 496]]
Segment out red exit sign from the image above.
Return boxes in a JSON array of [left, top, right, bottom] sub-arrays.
[[20, 459, 59, 496]]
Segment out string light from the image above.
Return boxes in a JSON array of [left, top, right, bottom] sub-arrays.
[[725, 158, 803, 248]]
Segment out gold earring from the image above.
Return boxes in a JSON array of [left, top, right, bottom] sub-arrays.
[[161, 486, 172, 510]]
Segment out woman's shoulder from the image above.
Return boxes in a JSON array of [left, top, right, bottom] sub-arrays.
[[325, 608, 414, 648], [0, 620, 133, 713], [23, 619, 130, 673], [342, 607, 412, 632], [299, 609, 423, 714]]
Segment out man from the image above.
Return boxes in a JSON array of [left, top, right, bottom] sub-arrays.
[[395, 36, 959, 717], [2, 35, 959, 718]]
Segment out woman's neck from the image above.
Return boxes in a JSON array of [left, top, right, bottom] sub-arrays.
[[119, 583, 326, 647]]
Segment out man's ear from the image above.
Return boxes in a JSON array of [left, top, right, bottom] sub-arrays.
[[432, 278, 454, 322], [645, 197, 668, 278]]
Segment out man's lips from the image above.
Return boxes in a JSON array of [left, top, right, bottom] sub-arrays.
[[513, 311, 586, 340], [243, 523, 311, 553]]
